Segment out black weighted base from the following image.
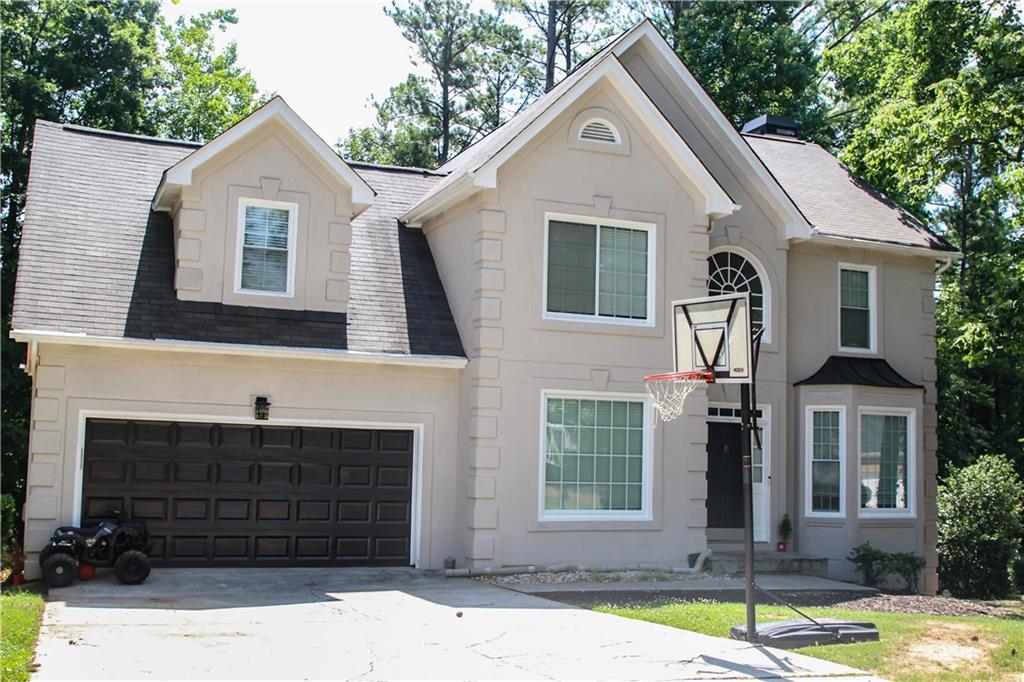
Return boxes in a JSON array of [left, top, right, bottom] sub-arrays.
[[730, 619, 880, 649]]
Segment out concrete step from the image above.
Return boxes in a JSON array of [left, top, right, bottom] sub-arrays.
[[708, 551, 828, 578]]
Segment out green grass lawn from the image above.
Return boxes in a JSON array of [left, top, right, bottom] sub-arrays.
[[1, 591, 44, 682], [596, 600, 1024, 681]]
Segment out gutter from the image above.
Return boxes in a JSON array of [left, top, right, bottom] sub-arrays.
[[809, 232, 962, 260], [10, 330, 468, 370]]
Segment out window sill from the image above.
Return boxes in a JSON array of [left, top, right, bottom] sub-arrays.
[[838, 346, 877, 355], [535, 315, 661, 338], [529, 515, 660, 532], [857, 510, 916, 521], [234, 288, 295, 299], [805, 510, 845, 519]]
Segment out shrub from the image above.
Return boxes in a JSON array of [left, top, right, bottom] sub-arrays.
[[848, 542, 890, 588], [888, 552, 926, 594], [937, 454, 1024, 598], [1, 494, 18, 574]]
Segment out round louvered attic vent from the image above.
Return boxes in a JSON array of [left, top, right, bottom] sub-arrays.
[[578, 119, 619, 144]]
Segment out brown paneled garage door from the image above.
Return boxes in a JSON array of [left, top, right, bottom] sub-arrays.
[[81, 419, 414, 566]]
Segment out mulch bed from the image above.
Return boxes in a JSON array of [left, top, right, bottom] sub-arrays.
[[545, 588, 1024, 618]]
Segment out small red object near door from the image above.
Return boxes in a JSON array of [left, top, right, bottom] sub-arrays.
[[777, 542, 788, 553]]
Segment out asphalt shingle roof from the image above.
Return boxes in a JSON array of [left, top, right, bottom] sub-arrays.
[[744, 133, 955, 252], [12, 121, 464, 357]]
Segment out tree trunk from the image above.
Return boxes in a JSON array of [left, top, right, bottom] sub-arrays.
[[545, 0, 557, 91]]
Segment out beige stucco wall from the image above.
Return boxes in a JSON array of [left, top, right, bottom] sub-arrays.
[[21, 343, 462, 579], [424, 83, 714, 569], [788, 242, 939, 591], [621, 46, 794, 549], [172, 119, 353, 312]]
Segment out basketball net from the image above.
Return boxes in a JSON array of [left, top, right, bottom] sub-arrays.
[[643, 371, 714, 423]]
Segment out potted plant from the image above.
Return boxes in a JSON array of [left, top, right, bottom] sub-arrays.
[[777, 514, 792, 552]]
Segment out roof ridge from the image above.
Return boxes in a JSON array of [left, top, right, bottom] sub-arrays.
[[50, 121, 203, 149], [740, 132, 806, 145], [346, 160, 447, 176]]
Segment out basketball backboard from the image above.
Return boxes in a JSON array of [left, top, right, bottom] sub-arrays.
[[673, 292, 753, 384]]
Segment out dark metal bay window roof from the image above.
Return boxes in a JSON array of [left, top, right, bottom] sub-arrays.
[[795, 356, 923, 389]]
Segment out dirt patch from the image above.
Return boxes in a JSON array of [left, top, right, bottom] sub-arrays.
[[898, 620, 996, 675]]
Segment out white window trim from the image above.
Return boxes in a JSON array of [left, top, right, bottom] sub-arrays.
[[857, 406, 916, 518], [578, 117, 621, 144], [537, 389, 654, 522], [234, 197, 299, 297], [542, 212, 656, 328], [804, 405, 846, 518], [838, 262, 877, 354], [708, 245, 773, 343]]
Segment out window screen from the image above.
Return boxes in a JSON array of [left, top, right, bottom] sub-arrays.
[[860, 414, 909, 510], [840, 268, 871, 348], [810, 410, 841, 512], [544, 397, 646, 513], [546, 219, 648, 320], [241, 204, 291, 293]]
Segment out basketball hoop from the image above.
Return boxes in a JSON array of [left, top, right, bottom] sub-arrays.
[[643, 370, 714, 423]]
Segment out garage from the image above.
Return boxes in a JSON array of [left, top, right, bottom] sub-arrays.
[[81, 418, 415, 566]]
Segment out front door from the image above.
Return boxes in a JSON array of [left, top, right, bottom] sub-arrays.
[[706, 414, 769, 541]]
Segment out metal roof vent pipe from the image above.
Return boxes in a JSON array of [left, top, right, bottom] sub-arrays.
[[741, 114, 800, 138]]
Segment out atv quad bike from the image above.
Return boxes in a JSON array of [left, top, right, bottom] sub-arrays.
[[39, 512, 152, 588]]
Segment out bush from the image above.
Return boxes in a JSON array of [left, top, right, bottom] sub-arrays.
[[937, 454, 1024, 598], [848, 543, 926, 593], [1, 494, 19, 576], [848, 542, 890, 587]]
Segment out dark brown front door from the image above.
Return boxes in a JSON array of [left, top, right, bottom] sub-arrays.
[[82, 419, 414, 566], [706, 421, 743, 528]]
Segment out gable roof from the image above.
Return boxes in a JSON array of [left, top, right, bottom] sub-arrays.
[[744, 134, 957, 254], [616, 22, 813, 242], [152, 97, 376, 215], [12, 121, 464, 362], [402, 22, 739, 226]]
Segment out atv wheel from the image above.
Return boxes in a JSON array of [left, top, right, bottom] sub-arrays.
[[41, 552, 78, 588], [114, 550, 151, 585]]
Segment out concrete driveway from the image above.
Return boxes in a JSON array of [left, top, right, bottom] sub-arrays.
[[34, 568, 871, 680]]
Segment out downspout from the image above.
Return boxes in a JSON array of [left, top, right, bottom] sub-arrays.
[[935, 256, 954, 277]]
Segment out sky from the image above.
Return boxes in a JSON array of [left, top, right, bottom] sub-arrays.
[[161, 1, 421, 145]]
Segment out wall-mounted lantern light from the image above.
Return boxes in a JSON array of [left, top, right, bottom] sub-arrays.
[[254, 396, 271, 421]]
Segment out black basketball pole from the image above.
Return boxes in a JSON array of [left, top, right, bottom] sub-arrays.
[[739, 383, 756, 642]]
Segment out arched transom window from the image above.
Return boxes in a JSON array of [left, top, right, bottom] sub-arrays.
[[707, 248, 770, 341]]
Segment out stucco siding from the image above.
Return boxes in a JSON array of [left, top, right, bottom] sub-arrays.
[[789, 243, 939, 591], [425, 84, 713, 569], [173, 119, 354, 312], [22, 343, 462, 579]]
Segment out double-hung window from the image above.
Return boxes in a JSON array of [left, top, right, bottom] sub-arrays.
[[542, 393, 651, 519], [545, 215, 653, 324], [839, 264, 875, 351], [237, 198, 297, 295], [859, 409, 913, 514], [806, 407, 844, 515]]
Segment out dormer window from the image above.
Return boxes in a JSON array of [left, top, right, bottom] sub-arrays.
[[236, 198, 297, 296], [578, 119, 619, 144]]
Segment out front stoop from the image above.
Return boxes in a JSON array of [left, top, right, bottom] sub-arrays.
[[708, 551, 829, 578]]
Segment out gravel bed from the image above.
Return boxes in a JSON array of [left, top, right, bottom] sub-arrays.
[[825, 593, 1023, 618], [556, 588, 1024, 617], [475, 569, 710, 585]]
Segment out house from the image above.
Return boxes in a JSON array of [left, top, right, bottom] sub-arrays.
[[12, 22, 956, 591]]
